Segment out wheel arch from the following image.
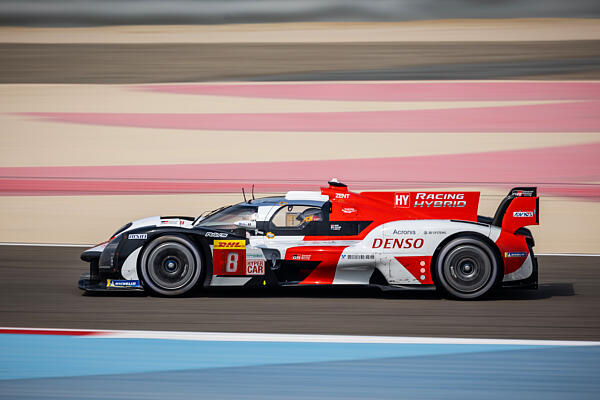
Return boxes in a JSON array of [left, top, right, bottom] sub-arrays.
[[430, 230, 504, 288], [136, 232, 212, 291]]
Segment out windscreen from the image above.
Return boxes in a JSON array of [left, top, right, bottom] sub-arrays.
[[196, 205, 257, 229]]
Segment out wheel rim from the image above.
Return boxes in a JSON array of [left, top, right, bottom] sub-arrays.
[[442, 244, 492, 293], [146, 242, 196, 290]]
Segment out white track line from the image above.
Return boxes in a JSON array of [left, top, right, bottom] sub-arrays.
[[3, 327, 599, 346]]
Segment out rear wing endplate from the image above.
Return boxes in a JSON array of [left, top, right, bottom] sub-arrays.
[[493, 187, 539, 232]]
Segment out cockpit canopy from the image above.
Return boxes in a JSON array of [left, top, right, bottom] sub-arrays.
[[195, 204, 257, 230]]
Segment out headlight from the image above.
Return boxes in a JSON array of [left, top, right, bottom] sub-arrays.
[[110, 222, 132, 241]]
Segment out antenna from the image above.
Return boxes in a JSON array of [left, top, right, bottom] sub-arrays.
[[252, 184, 255, 200], [242, 187, 247, 202]]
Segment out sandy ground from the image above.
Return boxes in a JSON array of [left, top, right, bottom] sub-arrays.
[[1, 19, 599, 43], [1, 83, 597, 167], [3, 120, 595, 167], [0, 84, 571, 114], [0, 82, 598, 252]]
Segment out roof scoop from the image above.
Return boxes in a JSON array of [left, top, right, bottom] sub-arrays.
[[328, 178, 347, 188]]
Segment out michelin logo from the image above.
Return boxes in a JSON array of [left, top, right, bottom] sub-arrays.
[[107, 279, 140, 288], [505, 252, 527, 258]]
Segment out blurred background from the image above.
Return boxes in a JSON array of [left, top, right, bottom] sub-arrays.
[[0, 1, 599, 253], [0, 2, 599, 399]]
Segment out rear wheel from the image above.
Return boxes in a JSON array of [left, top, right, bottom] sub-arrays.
[[435, 237, 499, 300], [139, 236, 202, 296]]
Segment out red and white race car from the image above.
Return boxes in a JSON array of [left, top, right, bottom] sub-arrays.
[[79, 180, 539, 299]]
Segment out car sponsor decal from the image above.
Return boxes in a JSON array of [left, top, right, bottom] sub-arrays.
[[246, 251, 265, 260], [128, 234, 147, 240], [246, 260, 265, 275], [342, 254, 375, 260], [160, 220, 186, 225], [513, 211, 534, 217], [392, 229, 416, 235], [372, 238, 424, 249], [394, 192, 410, 208], [266, 232, 275, 239], [414, 192, 466, 208], [505, 252, 527, 258], [341, 207, 357, 214], [205, 232, 228, 238], [107, 279, 140, 288], [214, 240, 245, 250], [512, 189, 536, 197]]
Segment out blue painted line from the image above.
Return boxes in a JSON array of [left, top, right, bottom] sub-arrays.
[[0, 334, 551, 380]]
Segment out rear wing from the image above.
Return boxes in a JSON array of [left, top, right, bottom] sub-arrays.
[[492, 187, 539, 232]]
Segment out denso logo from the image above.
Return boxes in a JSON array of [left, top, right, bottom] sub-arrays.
[[394, 193, 410, 208], [414, 193, 466, 208], [372, 238, 424, 249], [335, 193, 350, 199]]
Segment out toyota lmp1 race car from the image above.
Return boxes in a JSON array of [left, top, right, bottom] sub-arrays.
[[79, 180, 539, 299]]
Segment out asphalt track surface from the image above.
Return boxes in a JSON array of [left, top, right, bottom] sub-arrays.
[[0, 245, 598, 340], [2, 0, 599, 26], [1, 41, 600, 83]]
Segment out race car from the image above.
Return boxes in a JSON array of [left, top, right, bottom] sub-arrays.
[[79, 180, 539, 299]]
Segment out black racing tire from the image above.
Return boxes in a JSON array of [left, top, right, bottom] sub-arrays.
[[434, 236, 500, 300], [139, 236, 202, 296]]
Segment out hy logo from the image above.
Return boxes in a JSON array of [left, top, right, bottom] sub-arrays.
[[394, 193, 410, 208]]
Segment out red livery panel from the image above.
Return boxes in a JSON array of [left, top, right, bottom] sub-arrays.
[[323, 186, 480, 223]]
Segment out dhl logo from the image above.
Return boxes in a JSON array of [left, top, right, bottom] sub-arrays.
[[214, 240, 246, 250]]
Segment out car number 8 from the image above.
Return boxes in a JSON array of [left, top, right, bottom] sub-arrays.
[[226, 252, 239, 273]]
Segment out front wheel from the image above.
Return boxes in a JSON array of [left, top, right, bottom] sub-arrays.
[[434, 237, 500, 300], [139, 236, 202, 296]]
